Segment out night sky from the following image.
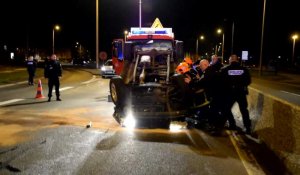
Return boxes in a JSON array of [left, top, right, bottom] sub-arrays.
[[1, 0, 299, 64]]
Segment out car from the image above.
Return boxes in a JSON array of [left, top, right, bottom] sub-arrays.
[[109, 27, 211, 129], [100, 59, 116, 78]]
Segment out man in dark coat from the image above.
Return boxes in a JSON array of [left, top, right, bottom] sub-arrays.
[[44, 54, 62, 102], [220, 54, 252, 134], [184, 59, 224, 133], [210, 54, 224, 72]]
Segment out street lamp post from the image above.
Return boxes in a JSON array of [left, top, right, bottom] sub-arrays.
[[196, 35, 204, 57], [292, 34, 298, 65], [124, 30, 128, 42], [217, 29, 224, 63], [139, 0, 142, 28], [96, 0, 99, 69], [259, 0, 267, 76], [52, 25, 60, 54], [231, 21, 235, 54], [76, 42, 82, 58]]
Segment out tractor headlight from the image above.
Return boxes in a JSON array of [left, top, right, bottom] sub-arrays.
[[123, 112, 136, 129]]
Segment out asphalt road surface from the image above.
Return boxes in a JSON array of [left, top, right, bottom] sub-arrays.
[[250, 71, 300, 105], [0, 67, 289, 175]]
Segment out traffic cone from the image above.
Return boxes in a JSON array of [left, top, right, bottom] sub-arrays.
[[35, 79, 45, 99]]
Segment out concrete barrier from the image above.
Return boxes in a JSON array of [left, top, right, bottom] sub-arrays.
[[232, 87, 300, 174]]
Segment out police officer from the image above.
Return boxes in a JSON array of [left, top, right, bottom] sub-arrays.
[[185, 59, 224, 134], [26, 55, 37, 85], [44, 54, 62, 102], [210, 54, 223, 72], [220, 54, 252, 134]]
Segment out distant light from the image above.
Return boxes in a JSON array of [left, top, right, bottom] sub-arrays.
[[10, 53, 14, 60], [54, 25, 60, 31], [292, 34, 298, 40]]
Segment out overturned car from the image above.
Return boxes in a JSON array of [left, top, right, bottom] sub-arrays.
[[109, 28, 208, 128]]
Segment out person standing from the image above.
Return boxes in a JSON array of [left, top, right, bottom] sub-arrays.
[[26, 55, 37, 85], [184, 59, 224, 134], [220, 54, 252, 134], [210, 54, 223, 72], [44, 54, 62, 102]]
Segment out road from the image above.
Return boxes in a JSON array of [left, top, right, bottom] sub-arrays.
[[250, 70, 300, 105], [0, 67, 289, 174]]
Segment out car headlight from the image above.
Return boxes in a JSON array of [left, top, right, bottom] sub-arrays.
[[123, 112, 136, 129], [101, 67, 106, 71]]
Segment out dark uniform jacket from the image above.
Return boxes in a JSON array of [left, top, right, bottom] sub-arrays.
[[27, 60, 37, 73], [210, 61, 223, 72], [220, 62, 251, 95], [44, 60, 62, 79], [188, 65, 221, 100]]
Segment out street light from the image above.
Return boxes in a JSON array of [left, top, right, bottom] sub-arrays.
[[96, 0, 99, 69], [124, 30, 128, 42], [259, 0, 267, 76], [76, 42, 82, 58], [217, 28, 225, 63], [292, 34, 298, 65], [196, 35, 204, 57], [52, 25, 60, 54]]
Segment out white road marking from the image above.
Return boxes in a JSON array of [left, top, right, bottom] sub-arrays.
[[60, 87, 74, 91], [1, 87, 73, 106], [281, 90, 300, 97], [227, 131, 265, 175], [0, 99, 24, 106], [0, 81, 28, 88], [52, 87, 74, 92], [81, 75, 97, 84]]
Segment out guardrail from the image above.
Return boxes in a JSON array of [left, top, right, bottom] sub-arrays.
[[234, 87, 300, 174]]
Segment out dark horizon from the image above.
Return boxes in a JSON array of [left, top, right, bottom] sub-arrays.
[[0, 0, 299, 65]]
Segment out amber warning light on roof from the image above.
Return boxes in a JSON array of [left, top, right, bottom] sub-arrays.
[[151, 18, 164, 28]]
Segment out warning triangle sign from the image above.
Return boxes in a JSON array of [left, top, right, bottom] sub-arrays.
[[151, 18, 164, 28]]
